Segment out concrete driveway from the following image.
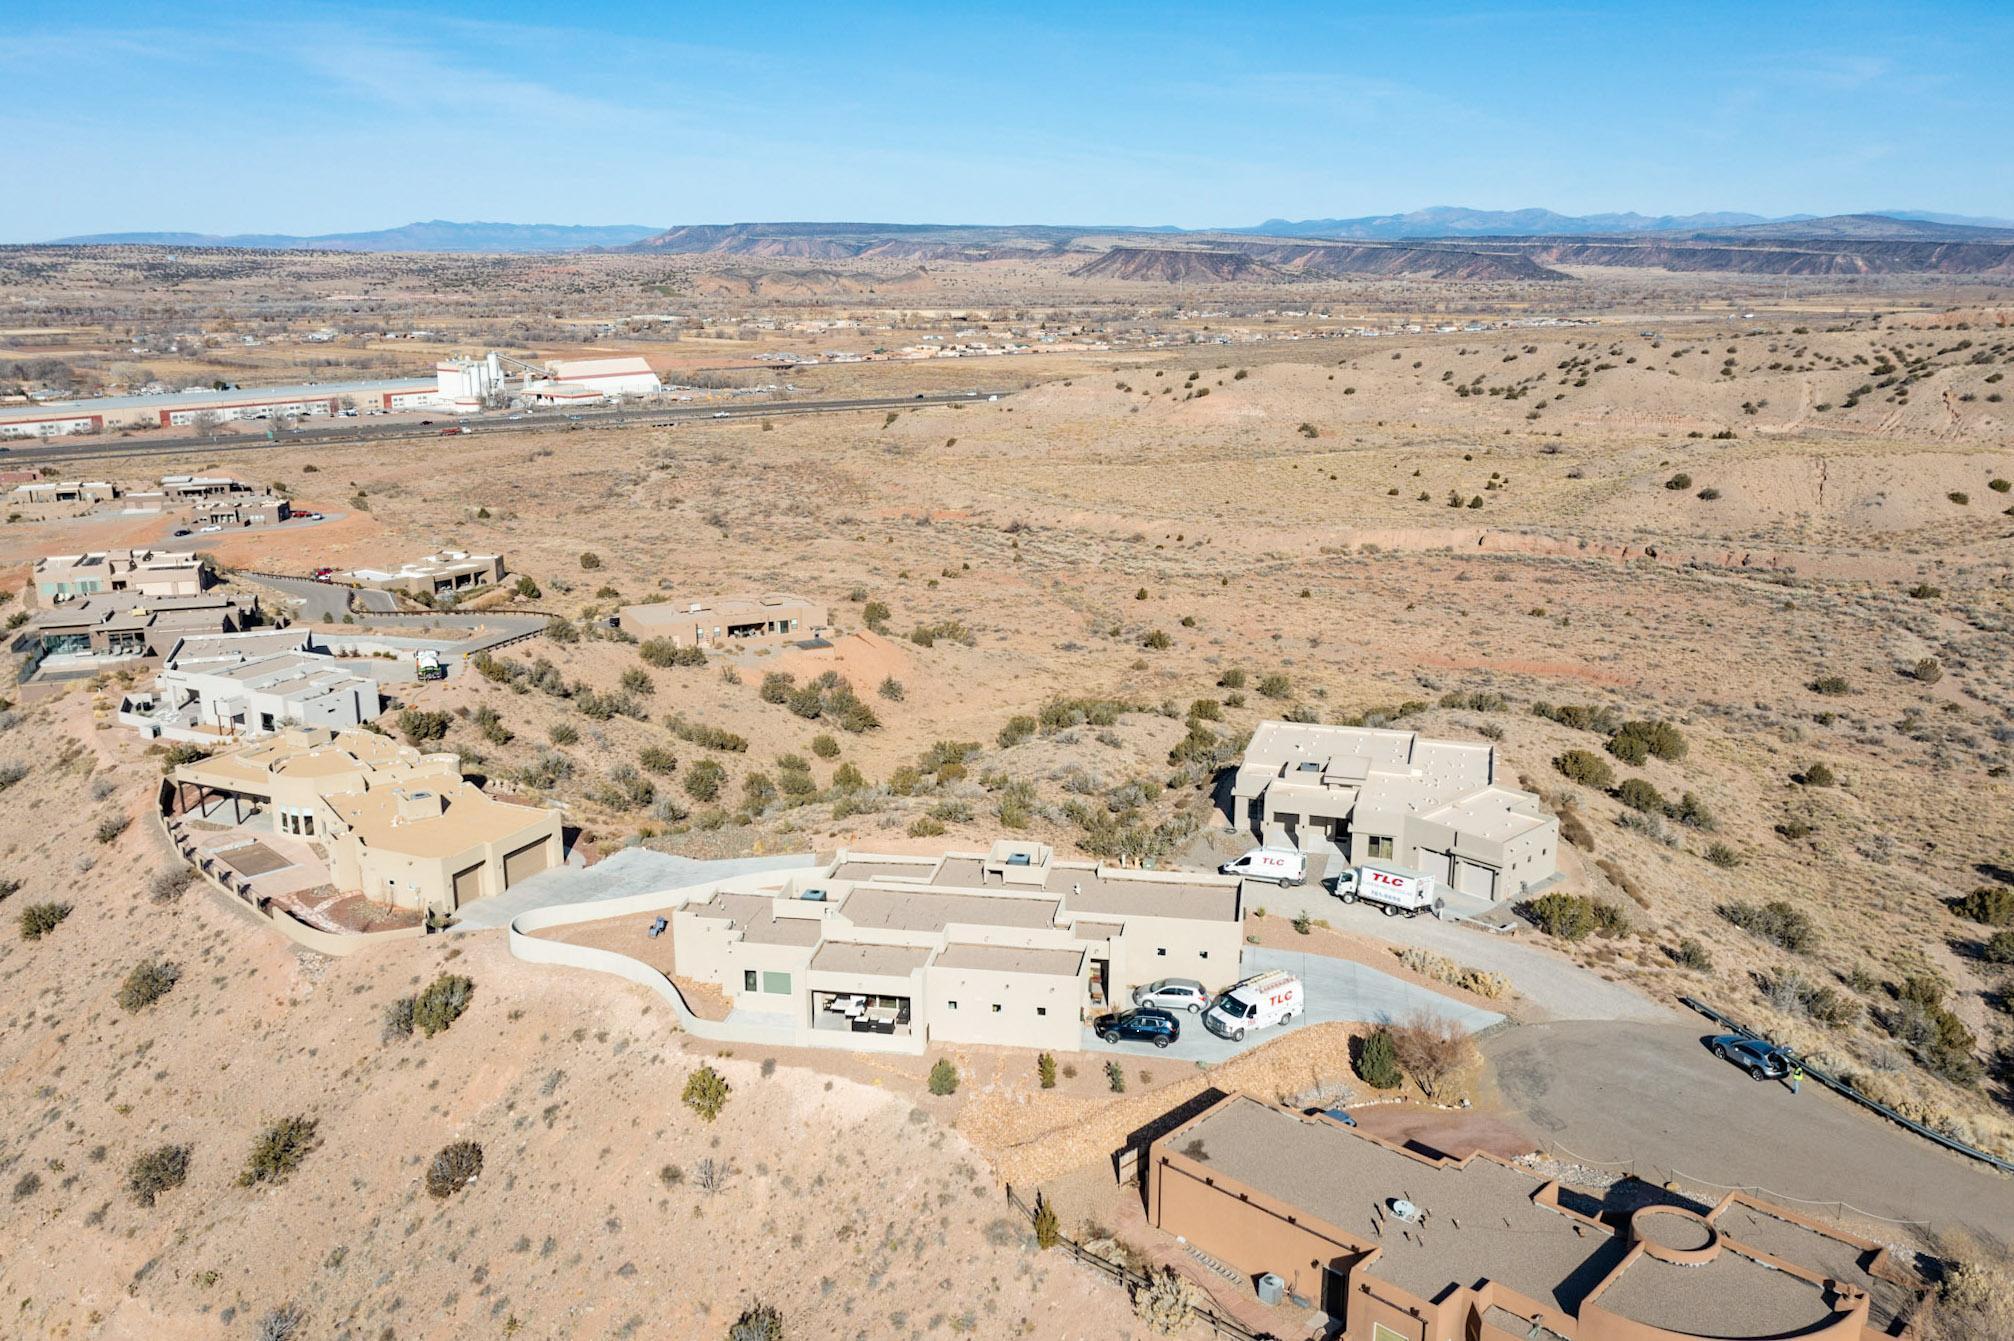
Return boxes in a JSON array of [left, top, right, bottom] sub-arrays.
[[450, 846, 819, 931], [1246, 880, 1674, 1025], [1082, 944, 1503, 1065], [1485, 1020, 2014, 1245], [245, 572, 398, 621]]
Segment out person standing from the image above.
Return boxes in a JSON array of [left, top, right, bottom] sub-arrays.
[[1788, 1062, 1804, 1095]]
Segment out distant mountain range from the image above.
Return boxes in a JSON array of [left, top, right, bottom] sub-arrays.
[[37, 209, 2014, 254], [43, 220, 663, 252], [1234, 207, 2014, 240]]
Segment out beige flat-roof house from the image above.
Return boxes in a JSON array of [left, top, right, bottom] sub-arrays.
[[1149, 1093, 1926, 1341], [9, 479, 121, 507], [31, 548, 209, 604], [159, 474, 255, 502], [346, 550, 504, 597], [618, 593, 819, 649], [191, 494, 291, 527], [170, 727, 562, 916], [120, 631, 382, 742], [1231, 721, 1559, 901], [12, 591, 258, 671], [667, 841, 1243, 1054]]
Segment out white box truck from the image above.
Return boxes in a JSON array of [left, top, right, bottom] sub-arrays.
[[1332, 862, 1439, 918], [1219, 847, 1308, 886], [1202, 969, 1304, 1041]]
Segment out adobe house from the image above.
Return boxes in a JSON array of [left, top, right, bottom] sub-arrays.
[[169, 727, 562, 918], [346, 550, 504, 598], [1147, 1093, 1925, 1340], [1231, 721, 1559, 901], [617, 592, 819, 649]]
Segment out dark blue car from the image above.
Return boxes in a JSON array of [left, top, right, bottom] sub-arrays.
[[1094, 1007, 1180, 1048], [1709, 1034, 1794, 1080]]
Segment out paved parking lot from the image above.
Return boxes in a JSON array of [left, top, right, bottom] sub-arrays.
[[1485, 1020, 2014, 1244], [1081, 944, 1503, 1064]]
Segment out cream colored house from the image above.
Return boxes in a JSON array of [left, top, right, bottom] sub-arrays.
[[670, 840, 1244, 1054], [170, 727, 561, 917], [1231, 720, 1559, 901], [31, 548, 210, 604], [346, 550, 504, 597]]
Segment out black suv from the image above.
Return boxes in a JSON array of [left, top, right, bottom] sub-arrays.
[[1093, 1007, 1180, 1048]]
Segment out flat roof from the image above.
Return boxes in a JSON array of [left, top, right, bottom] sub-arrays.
[[924, 856, 1239, 923], [1594, 1246, 1835, 1338], [1174, 1097, 1610, 1312], [326, 784, 554, 860], [0, 377, 436, 423], [934, 944, 1084, 977], [684, 892, 824, 947], [838, 886, 1058, 933], [810, 941, 930, 978]]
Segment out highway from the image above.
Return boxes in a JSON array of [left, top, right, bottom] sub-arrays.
[[0, 388, 1007, 467]]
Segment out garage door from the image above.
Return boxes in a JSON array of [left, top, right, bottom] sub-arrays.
[[1455, 860, 1497, 900], [503, 839, 551, 889], [1421, 849, 1456, 886], [451, 864, 483, 908]]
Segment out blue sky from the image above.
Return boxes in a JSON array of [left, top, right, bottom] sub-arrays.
[[4, 1, 2009, 239]]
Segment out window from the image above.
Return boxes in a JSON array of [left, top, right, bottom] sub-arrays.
[[1366, 835, 1395, 860], [1199, 950, 1208, 959], [947, 1001, 958, 1010], [991, 1003, 1002, 1013], [1036, 1007, 1047, 1017], [1156, 947, 1167, 957], [743, 970, 757, 992], [762, 971, 790, 994]]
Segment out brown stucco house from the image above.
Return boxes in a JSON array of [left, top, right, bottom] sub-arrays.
[[1147, 1093, 1925, 1341]]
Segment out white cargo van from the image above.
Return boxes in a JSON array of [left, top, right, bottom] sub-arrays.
[[1203, 969, 1304, 1041], [1219, 847, 1308, 886], [1333, 862, 1438, 918]]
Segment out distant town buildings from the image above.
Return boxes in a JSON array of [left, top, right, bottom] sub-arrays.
[[1232, 721, 1559, 901]]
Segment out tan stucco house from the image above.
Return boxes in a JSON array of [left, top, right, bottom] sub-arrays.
[[617, 592, 819, 649], [1149, 1093, 1926, 1341], [668, 841, 1244, 1054], [1231, 721, 1559, 901], [170, 727, 562, 917]]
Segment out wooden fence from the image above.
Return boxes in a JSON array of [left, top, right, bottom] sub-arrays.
[[1002, 1185, 1276, 1341]]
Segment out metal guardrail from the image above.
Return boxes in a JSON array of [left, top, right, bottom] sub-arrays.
[[1679, 995, 2014, 1176], [1003, 1185, 1275, 1341]]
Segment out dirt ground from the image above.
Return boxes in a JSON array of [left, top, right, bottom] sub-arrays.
[[3, 255, 2013, 1333]]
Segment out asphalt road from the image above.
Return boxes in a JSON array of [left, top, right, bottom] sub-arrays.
[[1484, 1020, 2014, 1245], [244, 573, 397, 621], [0, 389, 1007, 467]]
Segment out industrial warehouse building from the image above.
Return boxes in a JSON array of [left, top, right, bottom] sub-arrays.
[[1148, 1093, 1925, 1340], [169, 727, 563, 917], [617, 592, 819, 649], [661, 841, 1244, 1054], [1231, 721, 1559, 901], [0, 377, 440, 437]]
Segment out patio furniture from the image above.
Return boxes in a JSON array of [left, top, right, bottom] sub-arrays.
[[647, 917, 667, 938]]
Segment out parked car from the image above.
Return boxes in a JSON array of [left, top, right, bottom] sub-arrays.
[[1220, 847, 1307, 886], [1094, 1007, 1180, 1048], [1203, 969, 1304, 1041], [1333, 862, 1438, 918], [310, 567, 334, 582], [1132, 978, 1210, 1014], [418, 419, 434, 426], [711, 411, 730, 418], [1709, 1035, 1794, 1081], [170, 528, 191, 537], [197, 524, 222, 533], [439, 426, 464, 436]]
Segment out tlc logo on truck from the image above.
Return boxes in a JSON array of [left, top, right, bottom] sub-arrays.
[[1266, 991, 1293, 1006], [1367, 870, 1406, 888]]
